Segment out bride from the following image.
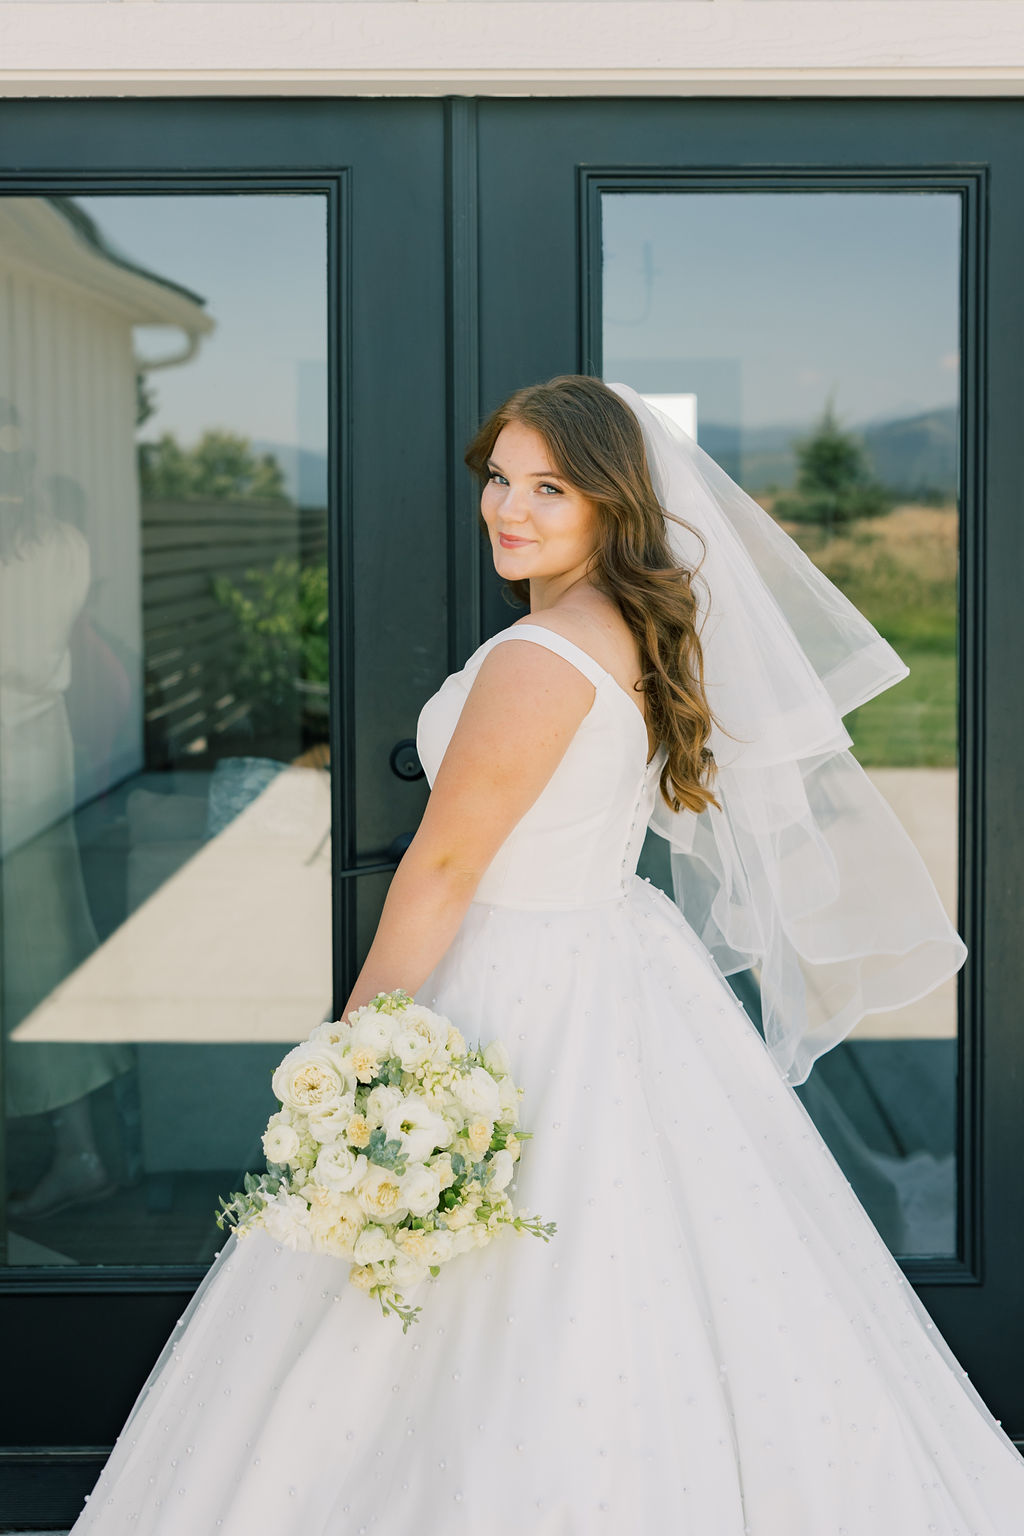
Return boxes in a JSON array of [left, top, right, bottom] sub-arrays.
[[70, 376, 1024, 1533]]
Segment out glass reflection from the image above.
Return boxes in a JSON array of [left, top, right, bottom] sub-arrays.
[[609, 190, 961, 1257], [0, 194, 329, 1266]]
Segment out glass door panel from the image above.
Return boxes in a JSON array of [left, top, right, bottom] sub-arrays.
[[605, 190, 962, 1259], [0, 192, 330, 1267]]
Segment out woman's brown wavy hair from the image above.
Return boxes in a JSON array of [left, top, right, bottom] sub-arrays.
[[464, 374, 720, 816]]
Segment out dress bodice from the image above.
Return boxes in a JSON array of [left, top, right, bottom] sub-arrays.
[[415, 623, 668, 909]]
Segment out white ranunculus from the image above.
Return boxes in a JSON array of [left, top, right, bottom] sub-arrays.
[[391, 1027, 433, 1071], [262, 1119, 301, 1165], [272, 1043, 349, 1113], [353, 1224, 398, 1265], [399, 1162, 443, 1218], [399, 1003, 450, 1050], [452, 1066, 501, 1120], [488, 1148, 515, 1191], [257, 1191, 314, 1251], [482, 1039, 511, 1076], [312, 1143, 364, 1193], [351, 1013, 395, 1054], [365, 1084, 404, 1126], [382, 1095, 451, 1163], [355, 1164, 408, 1222], [308, 1018, 352, 1047]]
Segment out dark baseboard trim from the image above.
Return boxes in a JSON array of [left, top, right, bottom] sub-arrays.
[[0, 1449, 108, 1530]]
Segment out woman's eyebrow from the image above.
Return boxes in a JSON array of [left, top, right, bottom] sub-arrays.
[[486, 459, 565, 479]]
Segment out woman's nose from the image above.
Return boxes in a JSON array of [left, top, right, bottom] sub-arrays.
[[501, 485, 531, 521]]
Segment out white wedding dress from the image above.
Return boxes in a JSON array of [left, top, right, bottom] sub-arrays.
[[70, 623, 1024, 1535]]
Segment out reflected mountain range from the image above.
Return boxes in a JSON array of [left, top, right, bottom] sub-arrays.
[[250, 403, 958, 511], [700, 405, 958, 499]]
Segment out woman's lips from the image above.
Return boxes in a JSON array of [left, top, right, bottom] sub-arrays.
[[498, 532, 533, 548]]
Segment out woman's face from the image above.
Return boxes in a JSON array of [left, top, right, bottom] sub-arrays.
[[480, 420, 600, 589]]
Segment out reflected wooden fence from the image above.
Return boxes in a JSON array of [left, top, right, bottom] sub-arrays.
[[141, 497, 326, 765]]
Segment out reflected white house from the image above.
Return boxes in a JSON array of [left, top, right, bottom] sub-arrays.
[[0, 196, 214, 803]]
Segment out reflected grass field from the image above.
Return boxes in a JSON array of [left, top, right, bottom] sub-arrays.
[[772, 502, 958, 768], [847, 651, 956, 768]]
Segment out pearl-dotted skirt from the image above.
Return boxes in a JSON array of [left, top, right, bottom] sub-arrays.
[[69, 876, 1024, 1535]]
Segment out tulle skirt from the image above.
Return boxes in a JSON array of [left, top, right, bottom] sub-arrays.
[[69, 877, 1024, 1534]]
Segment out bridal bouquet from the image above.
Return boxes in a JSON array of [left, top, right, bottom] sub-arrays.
[[215, 989, 556, 1330]]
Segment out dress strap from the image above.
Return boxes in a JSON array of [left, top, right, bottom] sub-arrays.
[[485, 624, 608, 689]]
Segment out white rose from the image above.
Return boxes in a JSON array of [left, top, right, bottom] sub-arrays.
[[257, 1191, 314, 1251], [390, 1252, 429, 1292], [355, 1164, 408, 1222], [399, 1162, 443, 1218], [307, 1095, 358, 1144], [424, 1229, 455, 1265], [382, 1095, 451, 1163], [312, 1143, 364, 1193], [452, 1066, 501, 1120], [272, 1043, 349, 1112], [497, 1075, 520, 1124], [262, 1120, 301, 1165], [353, 1224, 398, 1265], [443, 1200, 478, 1232], [488, 1148, 515, 1191], [482, 1039, 511, 1076], [307, 1189, 363, 1256], [428, 1152, 455, 1190]]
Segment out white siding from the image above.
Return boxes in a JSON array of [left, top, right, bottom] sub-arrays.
[[1, 3, 1024, 97]]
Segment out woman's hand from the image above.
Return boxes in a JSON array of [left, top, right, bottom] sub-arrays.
[[340, 636, 595, 1015]]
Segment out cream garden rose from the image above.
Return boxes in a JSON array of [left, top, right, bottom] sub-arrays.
[[271, 1044, 350, 1112], [356, 1164, 407, 1222]]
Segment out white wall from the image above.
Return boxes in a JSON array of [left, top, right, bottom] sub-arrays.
[[1, 3, 1024, 98]]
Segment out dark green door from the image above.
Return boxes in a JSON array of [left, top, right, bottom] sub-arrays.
[[0, 98, 457, 1525], [473, 96, 1024, 1441], [1, 95, 1022, 1528]]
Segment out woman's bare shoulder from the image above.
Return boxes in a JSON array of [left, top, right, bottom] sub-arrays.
[[509, 601, 638, 679]]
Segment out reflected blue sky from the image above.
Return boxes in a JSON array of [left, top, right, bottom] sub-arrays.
[[603, 192, 960, 431], [75, 194, 328, 455]]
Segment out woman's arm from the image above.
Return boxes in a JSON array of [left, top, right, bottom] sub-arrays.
[[339, 637, 595, 1015]]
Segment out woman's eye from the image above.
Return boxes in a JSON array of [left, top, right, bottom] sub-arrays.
[[538, 483, 562, 495], [487, 470, 508, 485]]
